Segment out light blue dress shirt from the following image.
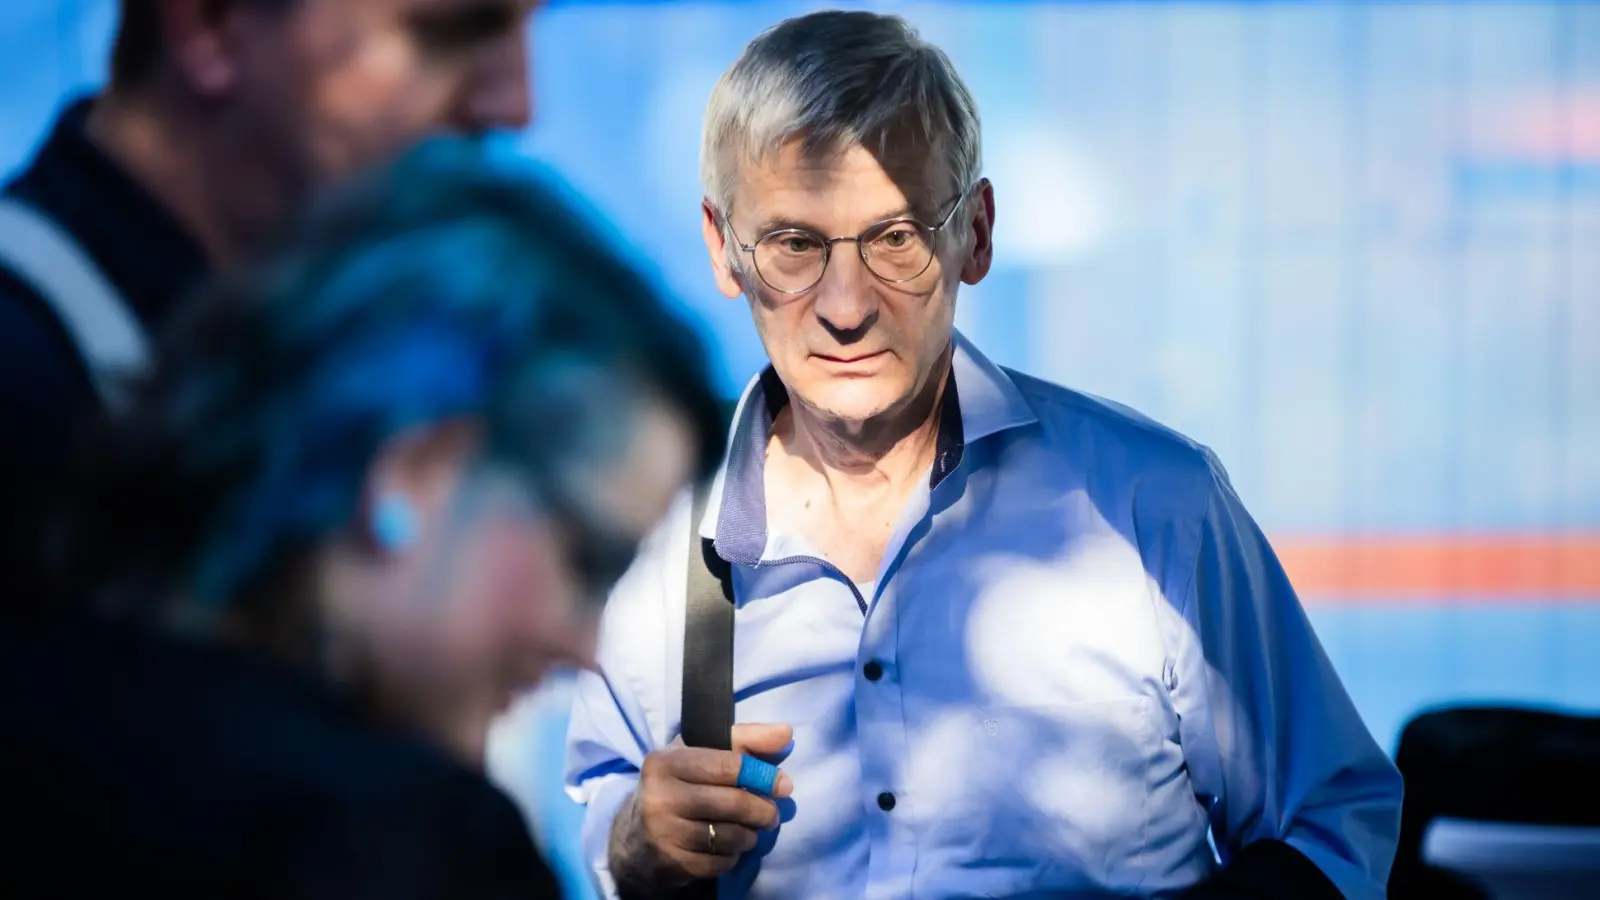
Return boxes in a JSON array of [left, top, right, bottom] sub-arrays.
[[565, 332, 1402, 899]]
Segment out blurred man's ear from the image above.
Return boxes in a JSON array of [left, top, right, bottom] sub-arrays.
[[150, 0, 289, 98], [701, 200, 745, 300], [360, 419, 484, 556]]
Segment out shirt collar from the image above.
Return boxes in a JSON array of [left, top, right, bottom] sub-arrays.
[[4, 95, 210, 328], [700, 330, 1038, 563]]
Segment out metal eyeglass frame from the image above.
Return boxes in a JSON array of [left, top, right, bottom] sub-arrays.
[[724, 183, 976, 295]]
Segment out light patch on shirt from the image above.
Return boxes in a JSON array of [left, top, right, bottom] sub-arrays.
[[898, 709, 985, 820], [966, 532, 1167, 708]]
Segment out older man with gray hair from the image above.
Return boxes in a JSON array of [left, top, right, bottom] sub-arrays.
[[566, 10, 1402, 899]]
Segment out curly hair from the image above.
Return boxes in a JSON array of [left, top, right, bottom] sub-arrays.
[[53, 137, 726, 621]]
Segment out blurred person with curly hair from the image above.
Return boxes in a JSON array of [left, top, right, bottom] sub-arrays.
[[0, 138, 725, 900]]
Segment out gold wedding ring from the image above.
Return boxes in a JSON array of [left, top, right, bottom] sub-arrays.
[[707, 822, 718, 854]]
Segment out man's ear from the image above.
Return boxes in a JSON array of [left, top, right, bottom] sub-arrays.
[[359, 419, 482, 554], [156, 0, 282, 98], [959, 178, 995, 286], [701, 200, 745, 300]]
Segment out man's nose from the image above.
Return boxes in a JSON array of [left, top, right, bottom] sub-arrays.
[[452, 31, 534, 132], [812, 247, 878, 336]]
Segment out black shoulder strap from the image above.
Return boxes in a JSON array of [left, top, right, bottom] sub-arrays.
[[679, 484, 735, 900], [681, 482, 735, 750]]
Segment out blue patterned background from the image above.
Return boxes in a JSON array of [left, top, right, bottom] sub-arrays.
[[4, 2, 1597, 895]]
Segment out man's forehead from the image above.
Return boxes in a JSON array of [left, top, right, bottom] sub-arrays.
[[733, 141, 946, 224]]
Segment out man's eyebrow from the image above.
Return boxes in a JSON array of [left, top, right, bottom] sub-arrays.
[[751, 204, 922, 237], [751, 216, 823, 235], [863, 203, 920, 225]]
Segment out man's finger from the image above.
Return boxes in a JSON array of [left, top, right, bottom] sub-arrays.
[[673, 848, 744, 882], [730, 723, 795, 797], [672, 781, 781, 831], [667, 818, 760, 858], [666, 746, 745, 787]]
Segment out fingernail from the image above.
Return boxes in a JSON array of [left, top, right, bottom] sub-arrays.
[[776, 772, 793, 796]]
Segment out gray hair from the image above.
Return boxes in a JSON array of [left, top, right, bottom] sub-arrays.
[[700, 11, 983, 220]]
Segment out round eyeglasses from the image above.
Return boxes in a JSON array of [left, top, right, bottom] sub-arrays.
[[725, 185, 973, 295]]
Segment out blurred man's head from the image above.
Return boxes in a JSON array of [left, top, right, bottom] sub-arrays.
[[105, 0, 537, 256], [57, 139, 726, 763], [698, 10, 995, 429]]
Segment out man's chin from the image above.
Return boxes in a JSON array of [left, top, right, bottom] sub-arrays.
[[793, 383, 903, 426]]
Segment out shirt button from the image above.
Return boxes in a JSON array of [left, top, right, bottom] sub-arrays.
[[877, 791, 896, 812], [863, 660, 884, 682]]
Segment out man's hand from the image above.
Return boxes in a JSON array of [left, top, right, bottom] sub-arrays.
[[608, 723, 794, 897]]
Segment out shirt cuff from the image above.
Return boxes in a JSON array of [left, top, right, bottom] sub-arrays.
[[577, 772, 640, 900]]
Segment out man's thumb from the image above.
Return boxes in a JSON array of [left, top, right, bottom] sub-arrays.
[[731, 722, 793, 756]]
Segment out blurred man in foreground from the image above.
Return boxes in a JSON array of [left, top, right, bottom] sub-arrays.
[[0, 138, 726, 899], [0, 0, 538, 613], [566, 10, 1403, 899]]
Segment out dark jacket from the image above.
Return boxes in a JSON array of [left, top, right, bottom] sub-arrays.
[[0, 97, 207, 615], [0, 615, 564, 899]]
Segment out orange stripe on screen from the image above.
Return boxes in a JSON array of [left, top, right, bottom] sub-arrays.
[[1273, 534, 1600, 603]]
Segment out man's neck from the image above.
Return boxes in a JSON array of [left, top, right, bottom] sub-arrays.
[[772, 350, 951, 501], [85, 87, 240, 265]]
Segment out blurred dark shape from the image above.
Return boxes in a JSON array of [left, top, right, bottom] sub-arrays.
[[1420, 818, 1600, 900], [47, 141, 723, 618], [1, 0, 539, 621], [1390, 705, 1600, 899], [0, 99, 208, 618], [0, 616, 558, 900], [0, 137, 725, 898]]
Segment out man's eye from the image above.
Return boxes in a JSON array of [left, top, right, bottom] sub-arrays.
[[879, 228, 914, 249], [778, 236, 819, 254], [412, 3, 519, 55]]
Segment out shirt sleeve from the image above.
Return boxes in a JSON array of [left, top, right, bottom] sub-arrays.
[[563, 495, 687, 899], [1173, 451, 1403, 900], [564, 667, 654, 900]]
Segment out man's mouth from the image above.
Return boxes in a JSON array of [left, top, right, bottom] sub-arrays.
[[815, 350, 887, 364]]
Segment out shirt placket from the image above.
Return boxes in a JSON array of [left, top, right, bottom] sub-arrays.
[[854, 484, 938, 900]]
